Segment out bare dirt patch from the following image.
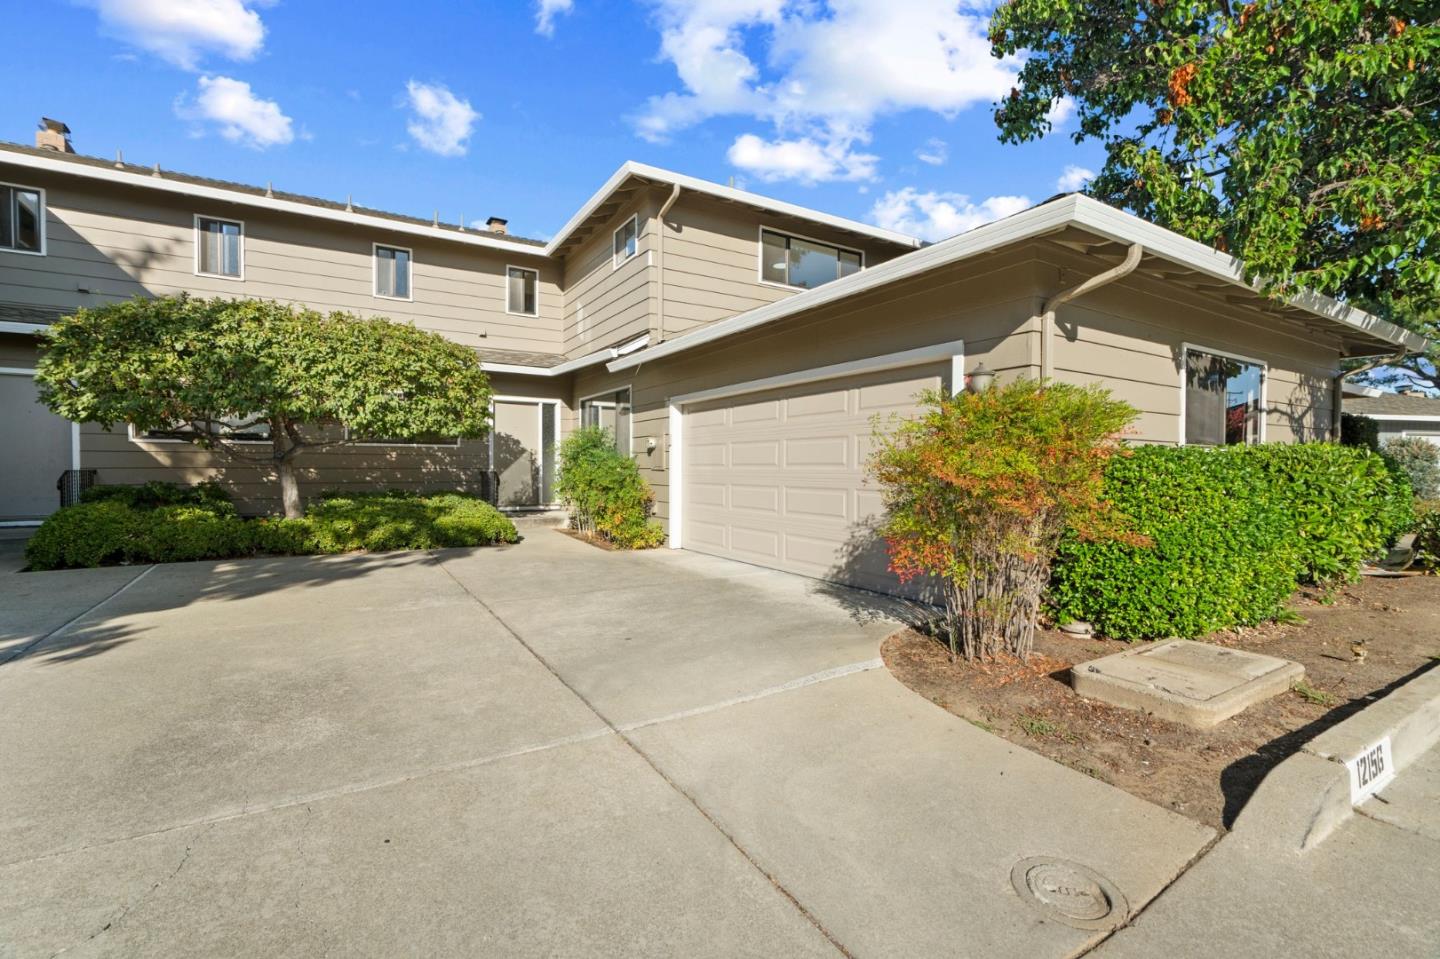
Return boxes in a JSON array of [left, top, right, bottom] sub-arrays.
[[555, 528, 616, 551], [883, 575, 1440, 832]]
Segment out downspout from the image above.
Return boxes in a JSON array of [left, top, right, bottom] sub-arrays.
[[655, 184, 682, 343], [1039, 243, 1144, 382], [1331, 349, 1408, 441]]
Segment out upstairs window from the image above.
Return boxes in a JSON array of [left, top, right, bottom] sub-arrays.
[[1183, 347, 1266, 446], [613, 214, 639, 269], [0, 183, 43, 254], [507, 265, 539, 316], [374, 244, 412, 299], [195, 216, 243, 278], [581, 388, 632, 457], [761, 229, 862, 289]]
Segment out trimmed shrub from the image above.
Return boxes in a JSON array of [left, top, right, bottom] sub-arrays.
[[136, 506, 256, 563], [1340, 411, 1380, 452], [302, 491, 520, 552], [556, 427, 666, 549], [1413, 500, 1440, 569], [1382, 436, 1440, 499], [1050, 443, 1410, 639], [24, 500, 145, 569], [82, 480, 234, 514]]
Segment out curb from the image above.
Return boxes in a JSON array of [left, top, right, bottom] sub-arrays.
[[1231, 662, 1440, 850]]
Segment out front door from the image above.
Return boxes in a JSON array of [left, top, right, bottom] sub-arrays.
[[491, 400, 558, 508], [0, 370, 73, 523]]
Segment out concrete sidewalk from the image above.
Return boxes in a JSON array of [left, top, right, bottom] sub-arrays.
[[1, 532, 1213, 957]]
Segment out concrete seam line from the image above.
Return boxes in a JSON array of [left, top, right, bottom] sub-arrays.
[[0, 726, 619, 870], [433, 555, 857, 959], [617, 658, 884, 733], [0, 564, 157, 670]]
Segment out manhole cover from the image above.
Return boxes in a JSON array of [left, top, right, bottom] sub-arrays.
[[1009, 857, 1128, 930]]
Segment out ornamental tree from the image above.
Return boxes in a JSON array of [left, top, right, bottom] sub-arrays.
[[991, 1, 1440, 384], [37, 295, 494, 519], [868, 379, 1139, 662]]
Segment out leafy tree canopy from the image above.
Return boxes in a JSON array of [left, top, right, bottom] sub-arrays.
[[37, 296, 494, 517], [991, 1, 1440, 387]]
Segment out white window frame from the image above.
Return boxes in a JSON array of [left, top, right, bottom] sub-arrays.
[[756, 224, 865, 291], [372, 242, 414, 302], [127, 420, 271, 446], [193, 214, 245, 280], [667, 338, 964, 551], [0, 181, 47, 257], [341, 425, 461, 448], [0, 366, 79, 526], [1178, 342, 1268, 447], [612, 213, 639, 270], [505, 264, 540, 317], [578, 385, 634, 457]]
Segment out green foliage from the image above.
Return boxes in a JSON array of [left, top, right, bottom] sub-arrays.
[[1412, 500, 1440, 570], [1382, 436, 1440, 499], [35, 295, 494, 517], [82, 480, 234, 513], [24, 486, 517, 570], [868, 379, 1137, 660], [556, 426, 666, 549], [1050, 444, 1412, 639], [1340, 412, 1381, 453], [990, 2, 1440, 384]]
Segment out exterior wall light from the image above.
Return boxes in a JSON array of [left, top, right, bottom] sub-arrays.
[[966, 363, 995, 394]]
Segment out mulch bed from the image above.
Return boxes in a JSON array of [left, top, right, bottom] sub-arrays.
[[883, 574, 1440, 832], [555, 527, 616, 551]]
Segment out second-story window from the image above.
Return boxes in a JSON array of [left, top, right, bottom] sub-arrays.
[[374, 244, 412, 300], [760, 229, 862, 290], [613, 214, 638, 269], [0, 183, 44, 254], [507, 266, 538, 316], [195, 216, 243, 278]]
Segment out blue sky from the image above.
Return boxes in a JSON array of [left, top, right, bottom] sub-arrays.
[[2, 1, 1107, 243]]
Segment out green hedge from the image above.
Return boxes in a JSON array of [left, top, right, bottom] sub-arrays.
[[1382, 436, 1440, 500], [1049, 443, 1411, 639], [556, 426, 665, 549], [25, 484, 519, 570]]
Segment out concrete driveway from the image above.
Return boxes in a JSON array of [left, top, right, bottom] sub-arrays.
[[0, 531, 1213, 958]]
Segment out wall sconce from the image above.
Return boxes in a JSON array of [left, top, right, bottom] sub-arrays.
[[966, 363, 995, 394]]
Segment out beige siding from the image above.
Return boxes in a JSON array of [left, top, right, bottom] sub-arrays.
[[560, 192, 660, 357], [0, 163, 562, 355], [657, 194, 910, 340]]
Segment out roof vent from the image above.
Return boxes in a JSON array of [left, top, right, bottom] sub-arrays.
[[36, 117, 74, 154], [486, 216, 508, 235]]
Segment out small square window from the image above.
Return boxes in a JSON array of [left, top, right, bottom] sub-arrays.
[[196, 216, 243, 278], [507, 266, 538, 316], [613, 215, 638, 268], [375, 244, 412, 299]]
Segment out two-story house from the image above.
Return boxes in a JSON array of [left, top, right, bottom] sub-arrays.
[[0, 119, 1425, 594]]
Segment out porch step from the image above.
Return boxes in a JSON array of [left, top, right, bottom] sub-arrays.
[[502, 508, 568, 530]]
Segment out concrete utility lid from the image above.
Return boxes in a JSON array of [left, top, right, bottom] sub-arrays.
[[1070, 639, 1304, 729]]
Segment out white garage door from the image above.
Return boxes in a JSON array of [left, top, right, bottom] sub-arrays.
[[0, 370, 74, 523], [681, 363, 943, 594]]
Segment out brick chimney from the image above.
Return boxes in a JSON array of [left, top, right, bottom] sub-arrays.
[[36, 118, 74, 154], [485, 216, 508, 235]]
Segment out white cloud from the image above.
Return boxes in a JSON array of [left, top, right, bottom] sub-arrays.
[[535, 0, 574, 36], [870, 188, 1031, 242], [634, 0, 1018, 182], [1045, 96, 1076, 131], [915, 137, 947, 166], [404, 81, 479, 157], [1056, 164, 1094, 192], [727, 132, 877, 184], [180, 75, 294, 148], [85, 0, 267, 70]]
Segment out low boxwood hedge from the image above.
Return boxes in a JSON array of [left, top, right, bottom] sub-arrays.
[[24, 484, 519, 570], [1049, 443, 1412, 639]]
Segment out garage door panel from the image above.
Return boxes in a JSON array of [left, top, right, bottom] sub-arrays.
[[687, 441, 730, 467], [682, 362, 943, 595]]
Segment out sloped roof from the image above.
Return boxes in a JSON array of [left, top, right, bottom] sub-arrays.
[[1346, 393, 1440, 417]]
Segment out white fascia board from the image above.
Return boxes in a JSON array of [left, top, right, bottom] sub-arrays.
[[482, 334, 649, 378], [1353, 413, 1440, 422], [609, 194, 1426, 373], [543, 161, 923, 256], [0, 149, 548, 258], [0, 321, 49, 335]]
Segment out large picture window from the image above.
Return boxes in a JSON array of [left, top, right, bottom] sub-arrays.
[[195, 216, 243, 278], [0, 183, 44, 254], [1184, 347, 1265, 446], [580, 388, 632, 457], [760, 228, 862, 289]]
